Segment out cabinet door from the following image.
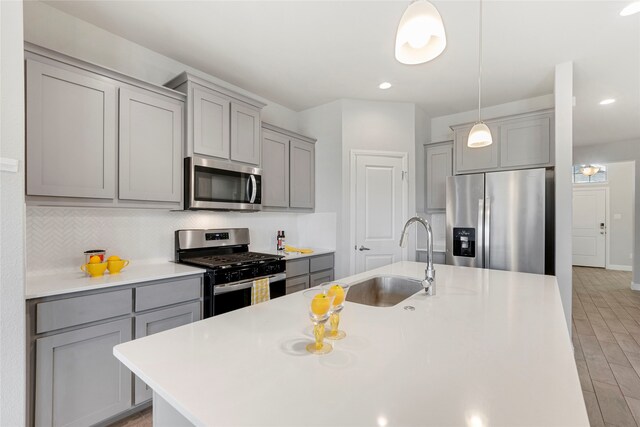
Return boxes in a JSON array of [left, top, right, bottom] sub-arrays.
[[133, 302, 201, 404], [230, 102, 261, 165], [261, 130, 290, 208], [500, 116, 551, 168], [310, 269, 334, 288], [289, 139, 315, 209], [286, 275, 310, 294], [35, 318, 132, 427], [426, 143, 453, 210], [26, 59, 116, 199], [119, 87, 183, 202], [192, 84, 230, 159], [454, 123, 499, 174]]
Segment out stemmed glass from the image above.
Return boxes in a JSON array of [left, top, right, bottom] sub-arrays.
[[321, 282, 350, 340], [302, 289, 335, 354]]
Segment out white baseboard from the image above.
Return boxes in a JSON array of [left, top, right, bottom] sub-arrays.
[[607, 264, 633, 272], [632, 282, 640, 291]]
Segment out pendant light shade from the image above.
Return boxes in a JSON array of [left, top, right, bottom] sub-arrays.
[[467, 0, 493, 148], [395, 0, 446, 65], [468, 122, 493, 148]]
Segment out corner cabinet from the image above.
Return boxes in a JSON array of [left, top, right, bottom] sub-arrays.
[[166, 72, 265, 166], [24, 44, 186, 209], [425, 142, 453, 211], [452, 110, 554, 175], [261, 123, 316, 211]]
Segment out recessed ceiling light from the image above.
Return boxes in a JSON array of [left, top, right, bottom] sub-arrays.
[[620, 1, 640, 16], [379, 82, 392, 90], [599, 98, 616, 105]]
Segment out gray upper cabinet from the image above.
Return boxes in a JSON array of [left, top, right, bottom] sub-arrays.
[[165, 72, 265, 166], [118, 87, 183, 202], [452, 110, 554, 175], [261, 123, 316, 211], [262, 130, 290, 208], [425, 142, 453, 211], [25, 44, 186, 209], [290, 138, 315, 209], [192, 84, 230, 159], [454, 123, 499, 174], [230, 102, 261, 165], [500, 115, 551, 168], [26, 58, 117, 199], [35, 318, 132, 427]]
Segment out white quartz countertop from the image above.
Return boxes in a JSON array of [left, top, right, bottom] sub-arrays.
[[114, 262, 588, 426], [253, 247, 335, 260], [26, 262, 206, 299]]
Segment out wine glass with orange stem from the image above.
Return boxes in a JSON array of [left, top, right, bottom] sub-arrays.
[[302, 289, 335, 354], [321, 282, 350, 340]]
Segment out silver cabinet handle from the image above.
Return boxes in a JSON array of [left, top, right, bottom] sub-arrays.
[[358, 246, 371, 251]]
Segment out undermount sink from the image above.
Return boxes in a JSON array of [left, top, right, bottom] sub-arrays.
[[346, 276, 424, 307]]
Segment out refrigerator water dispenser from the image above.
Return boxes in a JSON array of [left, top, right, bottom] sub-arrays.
[[453, 228, 475, 258]]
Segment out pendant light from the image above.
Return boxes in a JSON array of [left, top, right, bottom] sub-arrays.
[[579, 165, 601, 177], [395, 0, 446, 65], [467, 0, 493, 148]]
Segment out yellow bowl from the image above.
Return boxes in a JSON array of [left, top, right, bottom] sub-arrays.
[[107, 259, 129, 274], [81, 262, 108, 277]]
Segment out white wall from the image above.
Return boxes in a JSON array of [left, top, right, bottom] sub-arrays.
[[23, 1, 299, 131], [0, 1, 26, 425], [555, 62, 574, 332], [607, 162, 635, 269], [430, 94, 554, 143], [574, 140, 640, 286]]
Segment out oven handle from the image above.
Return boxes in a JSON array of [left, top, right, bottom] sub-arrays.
[[213, 272, 287, 295]]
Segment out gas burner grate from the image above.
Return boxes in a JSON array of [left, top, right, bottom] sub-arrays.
[[183, 252, 281, 269]]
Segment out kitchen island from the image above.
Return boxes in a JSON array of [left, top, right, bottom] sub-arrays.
[[114, 262, 588, 426]]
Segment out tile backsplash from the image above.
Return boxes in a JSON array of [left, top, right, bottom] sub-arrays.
[[26, 207, 336, 273]]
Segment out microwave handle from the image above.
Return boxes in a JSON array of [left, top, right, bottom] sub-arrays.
[[249, 175, 257, 203]]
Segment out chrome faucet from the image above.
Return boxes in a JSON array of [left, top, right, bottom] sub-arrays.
[[399, 216, 436, 296]]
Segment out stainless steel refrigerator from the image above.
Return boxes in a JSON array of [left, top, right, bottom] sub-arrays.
[[445, 168, 554, 275]]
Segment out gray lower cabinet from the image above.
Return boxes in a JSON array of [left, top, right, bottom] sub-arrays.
[[118, 87, 183, 202], [261, 123, 316, 211], [285, 253, 335, 294], [452, 110, 554, 175], [425, 142, 453, 211], [35, 318, 132, 427], [26, 58, 117, 199], [133, 302, 201, 404]]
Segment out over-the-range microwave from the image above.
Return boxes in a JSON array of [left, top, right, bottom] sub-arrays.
[[184, 156, 262, 211]]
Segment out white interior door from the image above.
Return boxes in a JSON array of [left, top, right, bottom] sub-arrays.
[[572, 188, 606, 267], [352, 152, 407, 274]]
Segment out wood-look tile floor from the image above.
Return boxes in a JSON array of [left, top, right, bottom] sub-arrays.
[[573, 266, 638, 426], [108, 407, 152, 427]]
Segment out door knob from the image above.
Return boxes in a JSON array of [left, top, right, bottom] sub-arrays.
[[358, 246, 371, 251]]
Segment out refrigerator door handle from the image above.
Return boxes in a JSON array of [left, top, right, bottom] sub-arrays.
[[485, 197, 491, 268], [477, 198, 485, 267]]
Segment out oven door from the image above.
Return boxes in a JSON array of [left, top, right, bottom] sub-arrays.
[[185, 156, 262, 211], [208, 272, 286, 317]]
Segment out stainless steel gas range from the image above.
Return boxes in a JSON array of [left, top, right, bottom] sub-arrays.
[[175, 229, 286, 317]]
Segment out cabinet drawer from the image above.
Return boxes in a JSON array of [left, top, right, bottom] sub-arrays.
[[286, 258, 309, 278], [36, 289, 131, 334], [135, 276, 201, 312], [310, 254, 334, 273], [310, 269, 334, 288], [286, 276, 309, 294]]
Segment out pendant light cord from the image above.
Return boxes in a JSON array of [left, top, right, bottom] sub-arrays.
[[478, 0, 483, 123]]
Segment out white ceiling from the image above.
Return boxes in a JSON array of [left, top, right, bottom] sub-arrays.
[[44, 0, 640, 146]]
